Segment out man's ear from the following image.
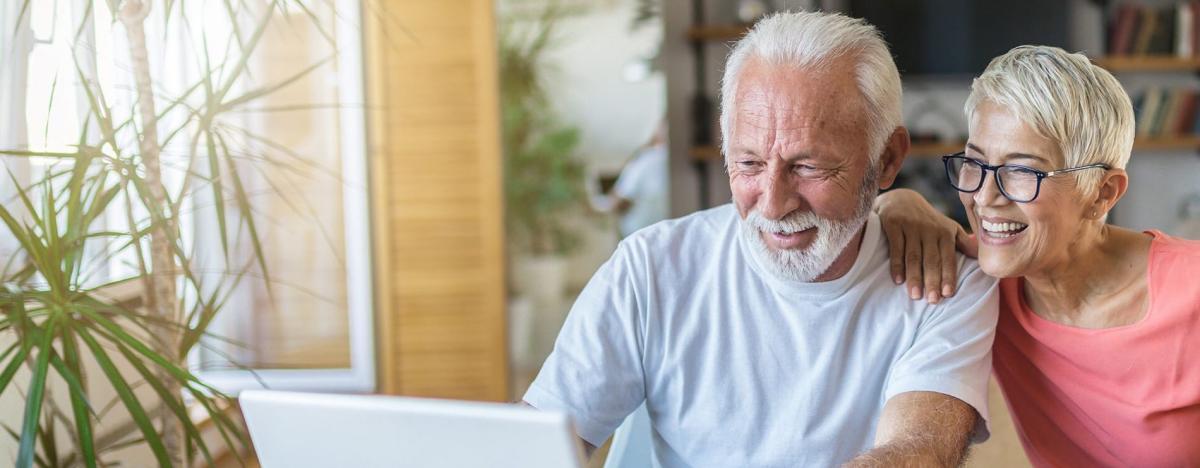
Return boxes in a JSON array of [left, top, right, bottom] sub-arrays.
[[1091, 168, 1129, 219], [876, 127, 910, 190]]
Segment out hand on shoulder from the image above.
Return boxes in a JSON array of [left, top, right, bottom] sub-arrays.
[[875, 188, 979, 304]]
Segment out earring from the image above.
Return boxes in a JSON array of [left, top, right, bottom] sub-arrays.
[[1092, 210, 1099, 218]]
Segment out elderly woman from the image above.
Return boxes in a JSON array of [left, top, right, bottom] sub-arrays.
[[876, 45, 1200, 467]]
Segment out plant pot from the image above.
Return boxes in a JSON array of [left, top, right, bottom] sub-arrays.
[[512, 254, 570, 308], [508, 296, 537, 372]]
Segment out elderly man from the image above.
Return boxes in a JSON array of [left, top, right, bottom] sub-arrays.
[[523, 11, 998, 467]]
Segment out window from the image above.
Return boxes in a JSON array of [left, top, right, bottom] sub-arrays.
[[9, 0, 374, 394], [189, 0, 375, 393]]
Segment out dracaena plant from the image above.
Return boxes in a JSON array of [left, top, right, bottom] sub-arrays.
[[1, 0, 344, 466]]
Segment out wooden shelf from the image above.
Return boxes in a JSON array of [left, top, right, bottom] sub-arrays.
[[688, 146, 722, 161], [1093, 55, 1200, 72], [686, 24, 750, 42], [689, 137, 1200, 162], [1131, 136, 1200, 151], [909, 141, 964, 156]]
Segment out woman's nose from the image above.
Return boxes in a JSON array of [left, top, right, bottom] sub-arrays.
[[974, 169, 1010, 206]]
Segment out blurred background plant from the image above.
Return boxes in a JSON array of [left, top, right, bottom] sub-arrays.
[[499, 4, 588, 258]]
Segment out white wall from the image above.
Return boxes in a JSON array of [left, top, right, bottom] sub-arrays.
[[504, 0, 668, 174]]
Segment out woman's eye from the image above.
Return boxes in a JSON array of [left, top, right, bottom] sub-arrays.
[[1007, 167, 1042, 180]]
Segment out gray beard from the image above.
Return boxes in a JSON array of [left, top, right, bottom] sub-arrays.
[[738, 167, 878, 282]]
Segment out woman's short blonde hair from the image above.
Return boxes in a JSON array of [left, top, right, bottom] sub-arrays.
[[965, 45, 1135, 194]]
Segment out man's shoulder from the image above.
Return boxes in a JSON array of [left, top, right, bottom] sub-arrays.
[[952, 254, 996, 293], [611, 204, 740, 280], [622, 204, 738, 250]]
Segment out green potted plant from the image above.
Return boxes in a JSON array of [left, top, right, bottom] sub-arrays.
[[0, 1, 342, 465], [499, 6, 588, 307]]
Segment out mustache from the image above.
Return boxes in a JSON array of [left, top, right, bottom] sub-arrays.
[[743, 210, 822, 234]]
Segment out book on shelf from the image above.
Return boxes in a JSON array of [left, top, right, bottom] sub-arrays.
[[1176, 91, 1198, 134], [1138, 87, 1163, 136], [1111, 4, 1139, 55], [1109, 1, 1200, 57], [1134, 87, 1200, 137], [1163, 89, 1187, 134], [1191, 101, 1200, 134]]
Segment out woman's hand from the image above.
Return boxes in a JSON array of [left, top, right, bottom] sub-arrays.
[[874, 189, 977, 304]]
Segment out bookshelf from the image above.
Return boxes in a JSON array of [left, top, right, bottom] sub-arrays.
[[679, 11, 1200, 206], [685, 22, 1200, 73], [685, 24, 1200, 71]]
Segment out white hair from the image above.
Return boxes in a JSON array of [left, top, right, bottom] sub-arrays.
[[965, 45, 1135, 194], [719, 11, 902, 165]]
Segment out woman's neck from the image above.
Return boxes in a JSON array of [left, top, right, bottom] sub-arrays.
[[1021, 224, 1152, 328]]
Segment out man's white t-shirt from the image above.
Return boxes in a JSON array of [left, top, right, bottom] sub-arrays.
[[524, 204, 1000, 467]]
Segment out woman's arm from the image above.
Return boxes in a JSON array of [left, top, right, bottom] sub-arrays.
[[874, 189, 977, 303]]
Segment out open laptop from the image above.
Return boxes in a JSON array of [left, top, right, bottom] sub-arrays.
[[240, 390, 585, 468]]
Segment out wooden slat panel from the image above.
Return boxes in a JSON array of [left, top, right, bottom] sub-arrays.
[[365, 0, 509, 401]]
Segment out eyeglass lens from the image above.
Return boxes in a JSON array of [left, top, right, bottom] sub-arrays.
[[946, 157, 1041, 202]]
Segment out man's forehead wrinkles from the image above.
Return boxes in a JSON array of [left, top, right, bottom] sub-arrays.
[[736, 119, 814, 133], [737, 105, 809, 120], [735, 105, 826, 133]]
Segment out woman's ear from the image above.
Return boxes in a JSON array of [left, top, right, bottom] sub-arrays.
[[1092, 168, 1129, 218]]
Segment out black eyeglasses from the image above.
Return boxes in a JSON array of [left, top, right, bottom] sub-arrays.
[[941, 152, 1110, 203]]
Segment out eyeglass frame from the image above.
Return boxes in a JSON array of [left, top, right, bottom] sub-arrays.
[[941, 152, 1111, 203]]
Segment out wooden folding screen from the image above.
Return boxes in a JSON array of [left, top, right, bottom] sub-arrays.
[[365, 0, 509, 401]]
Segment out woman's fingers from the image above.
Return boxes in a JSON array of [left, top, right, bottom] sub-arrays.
[[939, 233, 958, 298], [922, 235, 943, 303], [876, 188, 971, 303], [884, 222, 906, 285], [904, 227, 925, 300]]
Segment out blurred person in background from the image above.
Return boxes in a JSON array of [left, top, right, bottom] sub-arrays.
[[590, 119, 669, 238]]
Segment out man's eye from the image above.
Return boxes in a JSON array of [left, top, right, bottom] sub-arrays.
[[793, 164, 821, 174], [736, 161, 762, 169]]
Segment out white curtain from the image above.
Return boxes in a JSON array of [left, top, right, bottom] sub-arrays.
[[0, 2, 33, 266]]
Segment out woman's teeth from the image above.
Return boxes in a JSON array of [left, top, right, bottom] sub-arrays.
[[981, 219, 1028, 238]]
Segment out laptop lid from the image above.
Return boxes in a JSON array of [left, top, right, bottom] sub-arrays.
[[240, 390, 585, 468]]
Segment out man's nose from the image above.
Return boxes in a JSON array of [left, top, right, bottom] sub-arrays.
[[759, 172, 799, 220]]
